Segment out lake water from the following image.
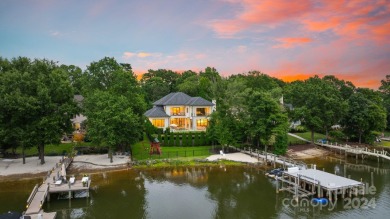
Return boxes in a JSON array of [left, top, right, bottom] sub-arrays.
[[1, 155, 389, 219]]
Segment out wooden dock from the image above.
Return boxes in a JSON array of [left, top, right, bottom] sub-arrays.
[[315, 141, 390, 162], [228, 146, 307, 169], [23, 157, 91, 219]]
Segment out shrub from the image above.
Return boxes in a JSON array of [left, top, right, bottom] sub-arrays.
[[290, 125, 307, 133], [193, 133, 199, 146], [329, 130, 346, 141], [169, 134, 174, 146]]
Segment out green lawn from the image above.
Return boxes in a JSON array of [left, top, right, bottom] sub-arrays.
[[292, 132, 327, 142], [132, 133, 213, 160], [375, 141, 390, 147], [287, 135, 308, 145], [5, 141, 95, 157]]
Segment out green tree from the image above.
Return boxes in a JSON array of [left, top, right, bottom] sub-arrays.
[[61, 64, 85, 95], [379, 75, 390, 130], [342, 89, 387, 143], [84, 91, 141, 162], [285, 76, 347, 142], [141, 76, 170, 104], [83, 57, 146, 161], [0, 57, 77, 164], [246, 91, 289, 153]]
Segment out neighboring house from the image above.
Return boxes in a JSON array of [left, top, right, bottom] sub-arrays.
[[145, 92, 215, 131], [71, 95, 87, 130]]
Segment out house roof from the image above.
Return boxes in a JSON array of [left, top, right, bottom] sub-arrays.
[[153, 92, 214, 106], [144, 106, 169, 117], [186, 97, 214, 106], [153, 92, 192, 105]]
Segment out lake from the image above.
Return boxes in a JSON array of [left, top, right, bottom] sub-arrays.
[[1, 155, 389, 219]]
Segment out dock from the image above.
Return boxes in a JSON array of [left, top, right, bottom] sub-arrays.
[[276, 165, 365, 201], [23, 157, 91, 219], [315, 141, 390, 162], [228, 146, 307, 170]]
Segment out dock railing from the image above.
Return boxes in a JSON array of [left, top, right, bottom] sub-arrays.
[[26, 184, 38, 209], [316, 140, 390, 161]]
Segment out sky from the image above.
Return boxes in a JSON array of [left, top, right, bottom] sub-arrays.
[[0, 0, 389, 88]]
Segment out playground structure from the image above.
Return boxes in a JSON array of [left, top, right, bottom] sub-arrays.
[[150, 138, 162, 155]]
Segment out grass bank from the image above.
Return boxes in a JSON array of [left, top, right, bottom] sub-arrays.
[[132, 158, 246, 169]]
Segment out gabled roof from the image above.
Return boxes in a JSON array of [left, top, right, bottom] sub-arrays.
[[144, 106, 169, 117], [153, 92, 214, 106], [186, 97, 214, 106], [153, 92, 192, 105]]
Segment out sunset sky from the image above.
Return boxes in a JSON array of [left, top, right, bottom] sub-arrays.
[[1, 0, 389, 88]]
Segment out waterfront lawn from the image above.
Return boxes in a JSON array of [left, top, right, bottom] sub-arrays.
[[132, 145, 213, 160], [287, 135, 308, 145], [5, 142, 94, 157]]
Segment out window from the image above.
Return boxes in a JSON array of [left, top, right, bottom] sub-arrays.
[[196, 119, 208, 127], [196, 108, 206, 116], [172, 107, 180, 115], [152, 119, 165, 127]]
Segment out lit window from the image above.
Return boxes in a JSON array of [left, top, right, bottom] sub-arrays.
[[196, 119, 208, 127], [152, 119, 165, 127]]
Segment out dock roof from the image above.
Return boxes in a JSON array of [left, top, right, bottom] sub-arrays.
[[285, 169, 363, 190]]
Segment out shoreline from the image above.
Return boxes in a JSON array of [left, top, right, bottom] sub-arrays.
[[0, 145, 328, 182]]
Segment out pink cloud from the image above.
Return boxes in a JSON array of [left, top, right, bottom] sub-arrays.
[[273, 37, 313, 49], [301, 0, 390, 43], [209, 0, 312, 37]]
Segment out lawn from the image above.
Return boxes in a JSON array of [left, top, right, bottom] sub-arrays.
[[292, 132, 327, 142], [287, 135, 308, 145], [5, 141, 95, 157], [375, 141, 390, 147], [132, 133, 213, 160]]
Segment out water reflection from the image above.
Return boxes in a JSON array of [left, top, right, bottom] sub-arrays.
[[1, 156, 390, 219]]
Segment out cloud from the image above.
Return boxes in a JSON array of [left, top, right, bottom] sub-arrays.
[[49, 31, 61, 37], [301, 0, 390, 43], [273, 37, 313, 49], [122, 51, 162, 59], [303, 18, 341, 32], [209, 0, 312, 37]]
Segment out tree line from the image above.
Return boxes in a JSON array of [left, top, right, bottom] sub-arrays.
[[0, 56, 388, 163]]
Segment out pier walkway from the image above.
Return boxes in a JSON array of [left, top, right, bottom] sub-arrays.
[[227, 146, 307, 169], [315, 141, 390, 161], [24, 157, 90, 219]]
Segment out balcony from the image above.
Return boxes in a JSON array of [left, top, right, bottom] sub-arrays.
[[194, 112, 211, 117], [170, 112, 185, 116]]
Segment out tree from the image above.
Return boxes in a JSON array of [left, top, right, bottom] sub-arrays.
[[379, 75, 390, 130], [342, 89, 387, 143], [141, 76, 170, 104], [61, 64, 85, 95], [0, 57, 77, 164], [285, 76, 347, 142], [246, 91, 289, 154], [84, 91, 141, 162], [83, 57, 146, 161]]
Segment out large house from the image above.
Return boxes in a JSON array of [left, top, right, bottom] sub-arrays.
[[145, 92, 215, 131]]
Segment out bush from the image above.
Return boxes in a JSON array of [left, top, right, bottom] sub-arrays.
[[329, 130, 346, 141], [290, 125, 307, 133], [169, 134, 174, 146]]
